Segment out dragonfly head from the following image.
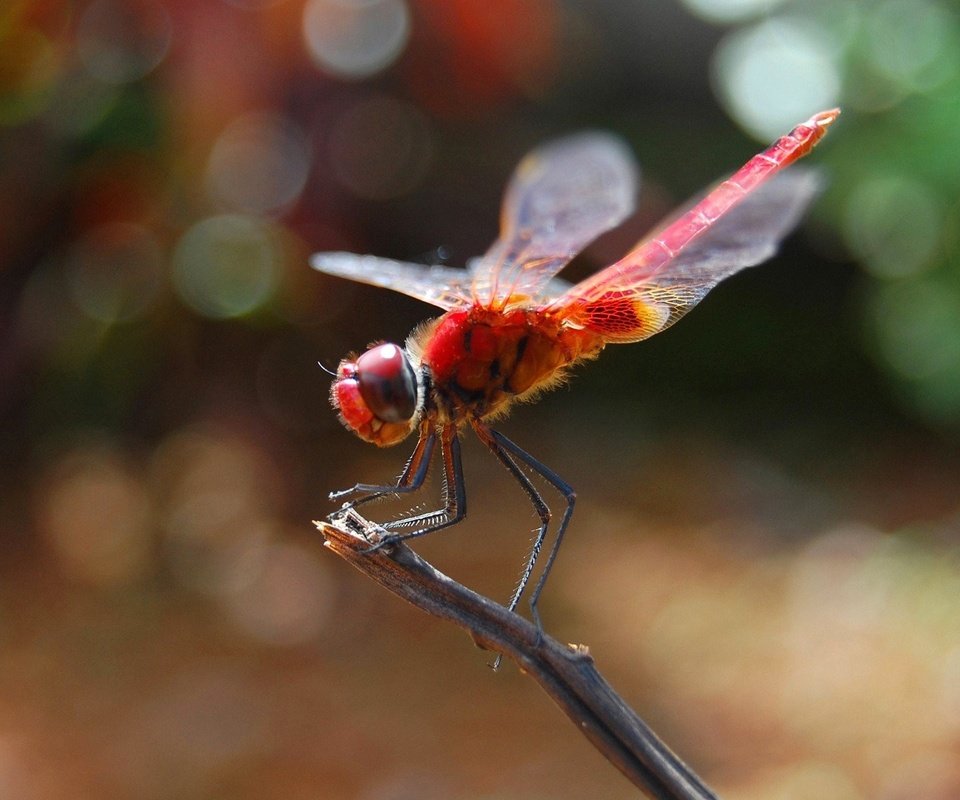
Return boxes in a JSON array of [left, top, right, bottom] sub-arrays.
[[330, 342, 420, 447]]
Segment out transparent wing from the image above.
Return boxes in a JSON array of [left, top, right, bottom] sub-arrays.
[[471, 132, 638, 307], [551, 109, 838, 341], [310, 252, 474, 311], [553, 170, 823, 342]]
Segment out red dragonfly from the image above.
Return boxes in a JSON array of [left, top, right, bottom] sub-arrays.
[[314, 109, 838, 624]]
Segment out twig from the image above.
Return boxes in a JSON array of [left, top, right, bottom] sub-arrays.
[[316, 509, 720, 800]]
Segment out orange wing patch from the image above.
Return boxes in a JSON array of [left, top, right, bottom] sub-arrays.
[[568, 291, 671, 343]]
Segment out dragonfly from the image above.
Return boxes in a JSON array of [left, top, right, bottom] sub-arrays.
[[313, 109, 839, 628]]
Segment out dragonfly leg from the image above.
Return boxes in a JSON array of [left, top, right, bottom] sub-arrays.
[[368, 423, 466, 550], [470, 420, 550, 626], [329, 420, 436, 512], [473, 421, 576, 631]]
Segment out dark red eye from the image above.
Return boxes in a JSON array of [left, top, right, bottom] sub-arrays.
[[356, 344, 418, 423]]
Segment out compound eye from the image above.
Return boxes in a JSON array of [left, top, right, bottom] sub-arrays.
[[356, 344, 418, 423]]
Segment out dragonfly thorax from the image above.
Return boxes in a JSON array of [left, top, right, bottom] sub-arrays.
[[418, 306, 604, 424], [331, 342, 422, 446]]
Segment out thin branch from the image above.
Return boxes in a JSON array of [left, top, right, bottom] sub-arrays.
[[316, 509, 720, 800]]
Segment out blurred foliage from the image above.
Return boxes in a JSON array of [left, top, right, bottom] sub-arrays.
[[1, 1, 960, 799], [693, 0, 960, 425]]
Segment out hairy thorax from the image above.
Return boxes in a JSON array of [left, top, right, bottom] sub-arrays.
[[414, 305, 604, 424]]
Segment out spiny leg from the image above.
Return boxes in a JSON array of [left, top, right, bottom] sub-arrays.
[[368, 422, 466, 550], [470, 419, 551, 624], [493, 429, 576, 622], [329, 420, 436, 512], [475, 422, 576, 630]]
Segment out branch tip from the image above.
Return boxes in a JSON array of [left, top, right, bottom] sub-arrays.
[[315, 507, 718, 800]]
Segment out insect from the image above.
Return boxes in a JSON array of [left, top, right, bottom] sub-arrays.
[[313, 109, 839, 626]]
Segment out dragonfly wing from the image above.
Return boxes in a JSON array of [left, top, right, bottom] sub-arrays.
[[311, 252, 473, 310], [471, 132, 638, 306], [552, 110, 838, 342], [555, 170, 823, 342]]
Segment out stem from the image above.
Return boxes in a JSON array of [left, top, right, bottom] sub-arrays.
[[316, 509, 720, 800]]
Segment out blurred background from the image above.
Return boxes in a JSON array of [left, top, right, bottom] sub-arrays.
[[2, 0, 960, 797]]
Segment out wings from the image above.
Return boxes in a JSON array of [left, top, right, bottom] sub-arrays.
[[469, 132, 638, 307], [309, 252, 477, 310], [550, 170, 823, 342], [311, 110, 838, 324], [550, 109, 838, 343], [311, 132, 638, 311]]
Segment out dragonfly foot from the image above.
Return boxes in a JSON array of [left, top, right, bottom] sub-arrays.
[[529, 606, 546, 649], [329, 486, 361, 502], [327, 506, 392, 546], [325, 502, 359, 528], [361, 533, 400, 554]]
